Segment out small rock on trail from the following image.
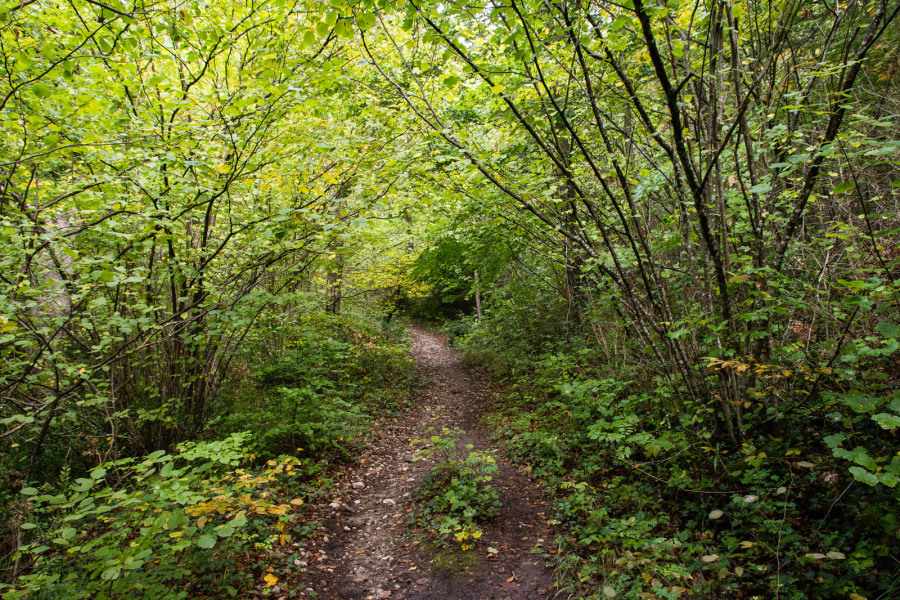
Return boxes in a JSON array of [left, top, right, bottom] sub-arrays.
[[299, 327, 556, 600]]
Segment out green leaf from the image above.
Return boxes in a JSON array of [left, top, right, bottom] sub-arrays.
[[823, 433, 845, 448], [873, 413, 900, 430], [833, 182, 855, 194], [167, 511, 189, 530], [748, 183, 771, 194], [836, 390, 881, 413], [877, 471, 899, 487], [216, 525, 235, 538], [849, 466, 879, 486], [21, 487, 38, 496], [32, 83, 53, 98], [195, 534, 217, 549], [90, 468, 107, 480], [876, 321, 900, 339]]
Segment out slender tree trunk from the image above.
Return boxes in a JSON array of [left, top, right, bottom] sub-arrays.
[[474, 270, 482, 322]]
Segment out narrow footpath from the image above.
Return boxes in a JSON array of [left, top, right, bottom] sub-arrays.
[[294, 327, 556, 600]]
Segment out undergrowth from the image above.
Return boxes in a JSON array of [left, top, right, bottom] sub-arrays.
[[449, 309, 900, 600], [3, 310, 417, 599], [410, 427, 501, 550]]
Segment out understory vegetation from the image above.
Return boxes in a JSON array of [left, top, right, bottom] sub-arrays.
[[410, 428, 501, 550], [3, 305, 417, 599], [447, 308, 900, 599], [4, 0, 900, 598]]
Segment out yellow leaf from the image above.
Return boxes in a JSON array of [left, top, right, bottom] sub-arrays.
[[264, 573, 278, 587], [197, 516, 208, 529], [289, 498, 304, 506]]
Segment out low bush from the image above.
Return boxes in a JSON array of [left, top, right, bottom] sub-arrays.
[[212, 312, 417, 459], [454, 309, 900, 600], [410, 428, 501, 550], [3, 433, 310, 600]]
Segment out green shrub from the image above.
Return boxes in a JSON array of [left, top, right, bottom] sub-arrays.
[[211, 312, 417, 459], [3, 433, 307, 600], [411, 429, 501, 549]]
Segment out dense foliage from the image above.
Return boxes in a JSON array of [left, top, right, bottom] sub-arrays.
[[2, 0, 899, 597]]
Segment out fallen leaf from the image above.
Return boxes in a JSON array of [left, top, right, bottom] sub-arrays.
[[701, 555, 719, 562], [289, 498, 304, 506], [264, 573, 278, 587], [709, 510, 724, 520], [826, 551, 846, 560]]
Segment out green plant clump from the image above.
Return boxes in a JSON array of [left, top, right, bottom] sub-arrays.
[[411, 428, 501, 550], [3, 433, 307, 600]]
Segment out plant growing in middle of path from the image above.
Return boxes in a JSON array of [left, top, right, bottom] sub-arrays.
[[411, 428, 501, 550]]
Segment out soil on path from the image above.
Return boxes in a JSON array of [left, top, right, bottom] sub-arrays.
[[294, 327, 556, 600]]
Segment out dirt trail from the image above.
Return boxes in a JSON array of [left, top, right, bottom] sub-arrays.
[[294, 327, 556, 600]]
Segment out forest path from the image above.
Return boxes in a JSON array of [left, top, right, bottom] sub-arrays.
[[295, 327, 556, 600]]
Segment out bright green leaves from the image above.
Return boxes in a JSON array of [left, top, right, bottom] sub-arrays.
[[194, 534, 217, 548], [748, 183, 772, 194], [357, 12, 377, 31], [31, 82, 53, 98], [166, 511, 189, 531], [11, 435, 303, 598]]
